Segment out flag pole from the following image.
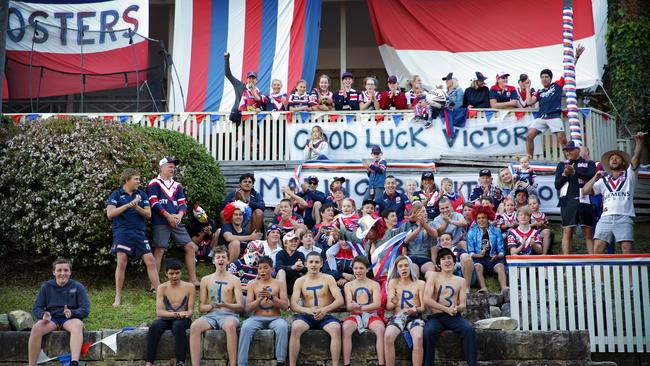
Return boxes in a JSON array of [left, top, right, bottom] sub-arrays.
[[562, 0, 583, 146]]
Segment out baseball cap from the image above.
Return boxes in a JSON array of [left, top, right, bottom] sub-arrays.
[[341, 71, 354, 79], [246, 71, 258, 78], [496, 72, 510, 79], [519, 73, 529, 82], [305, 175, 319, 184], [159, 156, 179, 166], [332, 176, 346, 184], [266, 224, 282, 235], [371, 145, 382, 154], [475, 72, 488, 82], [387, 75, 398, 84], [442, 72, 453, 81], [479, 169, 492, 177], [421, 171, 435, 180], [282, 231, 298, 242], [562, 141, 580, 151]]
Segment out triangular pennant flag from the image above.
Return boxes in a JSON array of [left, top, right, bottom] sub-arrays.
[[485, 110, 494, 122], [195, 114, 206, 125], [329, 114, 339, 122], [242, 114, 252, 122], [40, 113, 53, 120], [257, 113, 267, 126], [603, 114, 609, 121], [514, 111, 525, 121], [579, 108, 590, 117], [300, 111, 310, 122], [532, 111, 541, 119], [499, 110, 511, 121], [375, 114, 385, 123], [81, 342, 94, 357], [12, 115, 23, 124], [101, 333, 119, 353], [37, 349, 53, 364], [345, 114, 354, 124], [147, 115, 158, 126], [118, 115, 130, 123], [162, 113, 173, 122], [56, 353, 71, 366], [393, 114, 402, 127], [467, 109, 478, 119], [270, 111, 281, 122], [131, 114, 143, 124], [26, 114, 40, 121], [56, 114, 70, 120], [102, 115, 114, 121]]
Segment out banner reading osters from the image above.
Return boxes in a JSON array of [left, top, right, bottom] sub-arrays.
[[7, 0, 148, 98], [288, 116, 542, 160], [254, 170, 560, 214]]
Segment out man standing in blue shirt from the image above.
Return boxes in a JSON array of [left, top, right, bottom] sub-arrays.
[[107, 168, 159, 306], [524, 45, 585, 157]]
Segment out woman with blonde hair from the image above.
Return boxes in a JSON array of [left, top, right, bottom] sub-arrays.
[[462, 72, 490, 108], [442, 72, 464, 110], [310, 74, 334, 111], [303, 125, 328, 160]]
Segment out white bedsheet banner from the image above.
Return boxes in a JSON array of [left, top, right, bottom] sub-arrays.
[[254, 170, 559, 214], [288, 116, 541, 160]]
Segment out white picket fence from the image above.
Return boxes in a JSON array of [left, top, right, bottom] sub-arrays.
[[507, 255, 650, 353], [7, 107, 617, 162]]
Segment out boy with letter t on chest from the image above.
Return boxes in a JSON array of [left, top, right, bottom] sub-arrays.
[[289, 252, 345, 366], [190, 246, 243, 366], [423, 248, 476, 366]]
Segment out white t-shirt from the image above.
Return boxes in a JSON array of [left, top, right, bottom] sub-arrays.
[[592, 166, 637, 217], [297, 245, 322, 258], [263, 241, 283, 265]]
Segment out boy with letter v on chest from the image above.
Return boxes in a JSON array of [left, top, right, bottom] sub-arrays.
[[423, 248, 477, 366]]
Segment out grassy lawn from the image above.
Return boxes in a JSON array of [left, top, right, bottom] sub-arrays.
[[1, 232, 649, 330]]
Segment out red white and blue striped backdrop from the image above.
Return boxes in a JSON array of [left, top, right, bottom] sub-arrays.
[[170, 0, 322, 112], [367, 0, 607, 91]]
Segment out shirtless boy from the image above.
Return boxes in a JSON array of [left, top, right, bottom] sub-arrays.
[[423, 248, 476, 366], [384, 255, 425, 366], [145, 259, 195, 366], [289, 252, 345, 366], [190, 247, 244, 366], [238, 256, 289, 366], [342, 256, 385, 366]]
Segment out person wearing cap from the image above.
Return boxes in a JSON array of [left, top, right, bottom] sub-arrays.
[[413, 171, 441, 220], [582, 131, 647, 254], [364, 145, 388, 200], [186, 204, 220, 262], [334, 71, 360, 111], [462, 72, 490, 108], [376, 175, 412, 223], [148, 157, 200, 287], [423, 248, 476, 366], [489, 72, 519, 109], [221, 173, 266, 233], [554, 140, 596, 254], [107, 168, 159, 307], [360, 76, 381, 111], [261, 224, 284, 265], [524, 45, 585, 157], [275, 231, 307, 296], [443, 72, 464, 110], [379, 75, 408, 110], [469, 169, 503, 211], [238, 70, 265, 112], [516, 74, 534, 108], [298, 176, 328, 229], [327, 176, 346, 201]]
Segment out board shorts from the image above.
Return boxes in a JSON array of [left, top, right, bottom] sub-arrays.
[[294, 314, 339, 330], [152, 224, 193, 248], [199, 311, 240, 330], [529, 117, 564, 133], [387, 312, 424, 332]]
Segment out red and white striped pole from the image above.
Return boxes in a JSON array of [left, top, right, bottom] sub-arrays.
[[562, 3, 583, 146]]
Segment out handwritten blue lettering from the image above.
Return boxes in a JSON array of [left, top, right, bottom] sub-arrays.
[[353, 287, 372, 306], [400, 290, 414, 309], [435, 285, 456, 307], [259, 287, 274, 310], [306, 284, 324, 306]]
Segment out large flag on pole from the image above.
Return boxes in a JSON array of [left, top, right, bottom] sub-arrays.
[[367, 0, 607, 90], [170, 0, 322, 112]]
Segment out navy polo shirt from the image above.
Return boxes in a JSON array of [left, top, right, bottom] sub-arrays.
[[106, 188, 149, 236], [534, 78, 565, 119], [376, 191, 411, 222], [489, 85, 518, 103]]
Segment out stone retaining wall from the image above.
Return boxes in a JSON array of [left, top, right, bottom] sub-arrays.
[[0, 329, 615, 366]]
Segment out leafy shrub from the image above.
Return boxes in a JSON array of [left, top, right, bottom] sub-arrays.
[[0, 118, 224, 266], [134, 125, 225, 216]]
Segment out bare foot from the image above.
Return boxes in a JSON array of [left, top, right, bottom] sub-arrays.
[[112, 298, 121, 307]]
